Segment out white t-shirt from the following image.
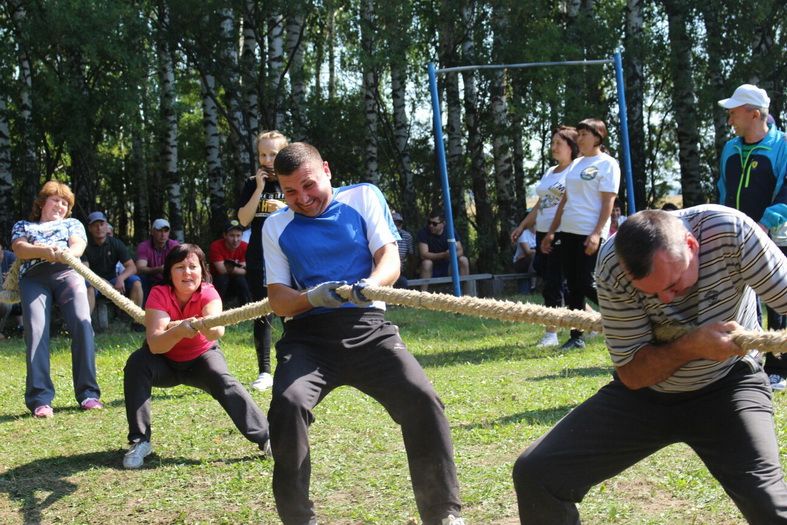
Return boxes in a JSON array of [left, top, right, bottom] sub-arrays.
[[535, 166, 568, 233], [513, 229, 537, 262], [560, 153, 620, 237]]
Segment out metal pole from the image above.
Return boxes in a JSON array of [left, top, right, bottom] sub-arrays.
[[427, 63, 462, 296], [613, 51, 636, 214]]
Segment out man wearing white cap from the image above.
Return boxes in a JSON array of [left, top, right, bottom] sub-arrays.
[[136, 218, 180, 303], [717, 83, 787, 392]]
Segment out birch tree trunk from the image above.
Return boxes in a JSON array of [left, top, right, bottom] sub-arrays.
[[462, 2, 496, 273], [267, 13, 285, 130], [157, 1, 183, 240], [439, 0, 467, 241], [286, 13, 306, 137], [361, 0, 380, 185], [0, 98, 13, 234], [202, 74, 225, 239], [624, 0, 647, 210], [391, 60, 415, 223], [699, 1, 728, 193], [241, 2, 259, 154], [220, 7, 252, 186], [10, 0, 38, 207], [664, 0, 704, 206], [491, 4, 517, 260]]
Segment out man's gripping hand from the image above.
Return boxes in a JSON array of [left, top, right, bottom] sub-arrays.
[[350, 278, 380, 307], [306, 281, 348, 308]]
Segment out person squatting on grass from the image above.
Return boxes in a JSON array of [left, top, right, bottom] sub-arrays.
[[121, 244, 270, 470], [237, 130, 289, 392], [11, 181, 103, 418], [262, 143, 465, 525], [514, 206, 787, 524]]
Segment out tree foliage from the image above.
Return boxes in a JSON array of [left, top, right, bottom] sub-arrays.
[[1, 0, 784, 269]]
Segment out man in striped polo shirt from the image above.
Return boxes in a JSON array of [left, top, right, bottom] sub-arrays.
[[514, 205, 787, 524]]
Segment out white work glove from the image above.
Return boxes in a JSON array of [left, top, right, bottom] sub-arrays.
[[306, 281, 347, 308], [349, 278, 380, 307]]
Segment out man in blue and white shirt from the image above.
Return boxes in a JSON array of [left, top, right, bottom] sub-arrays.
[[514, 206, 787, 524], [262, 143, 464, 525]]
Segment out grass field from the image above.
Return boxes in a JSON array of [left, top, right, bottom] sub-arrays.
[[0, 296, 780, 524]]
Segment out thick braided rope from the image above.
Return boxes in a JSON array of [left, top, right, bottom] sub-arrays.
[[56, 252, 145, 323], [0, 258, 22, 304], [5, 254, 786, 354]]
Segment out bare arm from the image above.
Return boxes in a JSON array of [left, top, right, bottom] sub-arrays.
[[616, 321, 745, 390], [268, 283, 314, 318], [418, 241, 448, 261], [584, 191, 617, 255], [540, 194, 567, 254], [117, 259, 137, 281], [197, 299, 224, 341], [455, 240, 465, 258], [511, 200, 540, 244], [368, 242, 400, 286], [67, 235, 86, 257], [238, 173, 266, 226], [12, 237, 59, 262], [145, 308, 199, 354]]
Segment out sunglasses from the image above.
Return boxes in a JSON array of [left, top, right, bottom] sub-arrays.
[[428, 220, 442, 226]]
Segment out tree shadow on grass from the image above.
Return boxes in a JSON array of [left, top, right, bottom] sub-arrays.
[[457, 404, 577, 430], [526, 366, 613, 382], [414, 344, 560, 369], [0, 449, 267, 525], [0, 390, 203, 425]]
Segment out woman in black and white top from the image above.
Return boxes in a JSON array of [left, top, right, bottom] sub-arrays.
[[511, 126, 579, 348], [541, 118, 620, 349]]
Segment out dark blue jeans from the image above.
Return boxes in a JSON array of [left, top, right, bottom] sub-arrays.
[[513, 361, 787, 524], [269, 309, 461, 525]]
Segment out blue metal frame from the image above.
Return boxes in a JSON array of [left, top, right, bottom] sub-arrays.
[[428, 52, 634, 297]]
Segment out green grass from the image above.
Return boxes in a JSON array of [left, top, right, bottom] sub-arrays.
[[0, 297, 779, 524]]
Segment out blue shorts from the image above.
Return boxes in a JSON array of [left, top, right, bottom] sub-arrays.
[[88, 275, 141, 297]]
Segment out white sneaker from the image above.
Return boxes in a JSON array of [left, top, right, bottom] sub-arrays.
[[441, 515, 466, 525], [536, 332, 559, 348], [123, 440, 152, 469], [770, 374, 786, 392], [251, 372, 273, 391]]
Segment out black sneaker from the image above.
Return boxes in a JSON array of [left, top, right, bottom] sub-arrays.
[[561, 336, 586, 349]]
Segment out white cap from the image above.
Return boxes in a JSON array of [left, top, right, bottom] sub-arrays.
[[151, 218, 170, 230], [718, 84, 770, 109]]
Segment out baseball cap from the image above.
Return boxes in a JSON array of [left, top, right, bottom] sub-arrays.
[[87, 211, 107, 224], [718, 84, 770, 109], [392, 212, 403, 222], [224, 219, 243, 233], [152, 218, 170, 230]]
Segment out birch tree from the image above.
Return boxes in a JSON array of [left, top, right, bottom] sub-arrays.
[[624, 0, 647, 210], [462, 2, 497, 272], [157, 0, 183, 240], [360, 0, 380, 185], [0, 97, 12, 234], [664, 0, 704, 206]]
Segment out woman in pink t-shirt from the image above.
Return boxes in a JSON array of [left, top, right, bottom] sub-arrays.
[[121, 244, 270, 469]]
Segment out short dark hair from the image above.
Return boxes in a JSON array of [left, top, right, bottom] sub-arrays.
[[577, 118, 608, 146], [162, 243, 212, 286], [428, 209, 445, 221], [554, 125, 580, 159], [274, 142, 323, 177], [615, 210, 687, 279]]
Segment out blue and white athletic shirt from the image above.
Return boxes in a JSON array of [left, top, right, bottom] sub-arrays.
[[262, 183, 400, 317]]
